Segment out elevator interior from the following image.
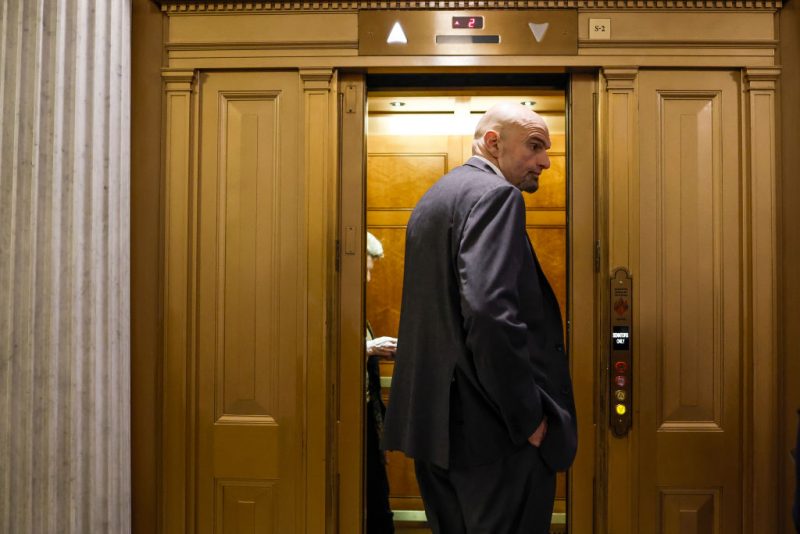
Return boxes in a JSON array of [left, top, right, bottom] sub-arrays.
[[363, 75, 569, 533]]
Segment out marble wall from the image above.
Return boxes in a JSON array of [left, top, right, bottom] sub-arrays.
[[0, 1, 131, 532]]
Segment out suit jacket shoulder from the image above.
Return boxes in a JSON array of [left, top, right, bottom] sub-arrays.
[[382, 157, 577, 471]]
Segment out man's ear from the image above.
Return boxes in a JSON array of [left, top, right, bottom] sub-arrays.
[[484, 130, 500, 156]]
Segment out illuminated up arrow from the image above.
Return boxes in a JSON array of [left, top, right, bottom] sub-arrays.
[[528, 22, 549, 43], [387, 22, 408, 44]]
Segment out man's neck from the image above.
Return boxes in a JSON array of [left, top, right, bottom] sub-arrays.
[[471, 154, 505, 180]]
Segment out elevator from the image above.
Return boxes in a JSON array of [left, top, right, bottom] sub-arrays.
[[140, 2, 786, 532], [360, 75, 572, 532]]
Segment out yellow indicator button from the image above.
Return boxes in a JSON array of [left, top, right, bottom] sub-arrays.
[[615, 403, 627, 415]]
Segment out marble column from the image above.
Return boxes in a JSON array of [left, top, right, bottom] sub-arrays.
[[0, 1, 131, 533]]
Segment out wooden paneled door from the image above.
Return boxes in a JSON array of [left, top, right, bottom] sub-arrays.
[[193, 71, 303, 533], [366, 113, 568, 525], [604, 69, 744, 533]]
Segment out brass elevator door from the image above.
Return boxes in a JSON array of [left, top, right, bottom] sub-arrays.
[[195, 71, 303, 534], [606, 69, 744, 534]]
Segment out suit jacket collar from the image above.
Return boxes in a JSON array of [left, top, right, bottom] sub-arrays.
[[464, 156, 504, 178]]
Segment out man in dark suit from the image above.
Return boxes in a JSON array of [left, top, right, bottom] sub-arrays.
[[382, 103, 577, 534]]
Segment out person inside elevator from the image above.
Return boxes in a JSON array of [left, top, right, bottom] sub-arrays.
[[382, 103, 577, 533], [365, 231, 398, 534]]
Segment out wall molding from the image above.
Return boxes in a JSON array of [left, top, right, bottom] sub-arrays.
[[157, 0, 782, 12], [743, 64, 781, 534], [167, 41, 360, 51], [744, 66, 781, 89], [581, 39, 778, 49]]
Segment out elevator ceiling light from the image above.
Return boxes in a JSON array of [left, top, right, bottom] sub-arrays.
[[390, 101, 406, 107], [521, 100, 537, 107], [387, 22, 408, 44]]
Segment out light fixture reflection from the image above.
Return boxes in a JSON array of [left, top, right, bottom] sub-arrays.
[[368, 113, 562, 136]]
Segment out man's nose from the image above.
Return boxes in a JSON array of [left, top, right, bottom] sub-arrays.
[[538, 153, 551, 170]]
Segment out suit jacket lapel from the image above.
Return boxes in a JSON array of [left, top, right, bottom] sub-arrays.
[[525, 233, 563, 326]]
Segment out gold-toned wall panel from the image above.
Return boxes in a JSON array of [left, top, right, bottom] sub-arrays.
[[637, 70, 742, 534], [216, 480, 277, 534], [366, 211, 412, 227], [366, 210, 566, 227], [659, 490, 719, 534], [168, 13, 358, 47], [385, 450, 423, 509], [524, 154, 566, 209], [162, 71, 195, 533], [338, 74, 367, 534], [196, 71, 302, 534], [132, 2, 165, 531], [658, 94, 721, 429], [299, 67, 336, 534], [525, 133, 566, 209], [576, 12, 774, 42], [549, 133, 566, 153], [160, 1, 782, 11], [744, 67, 781, 533], [219, 96, 279, 420], [367, 153, 447, 208], [161, 7, 780, 72], [568, 71, 598, 532], [528, 227, 567, 325], [366, 227, 406, 339]]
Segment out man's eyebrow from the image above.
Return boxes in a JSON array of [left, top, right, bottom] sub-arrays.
[[526, 134, 552, 151], [527, 133, 549, 144]]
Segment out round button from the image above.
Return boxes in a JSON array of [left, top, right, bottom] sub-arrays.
[[615, 375, 626, 387], [615, 404, 627, 415], [614, 361, 628, 374], [615, 389, 626, 401]]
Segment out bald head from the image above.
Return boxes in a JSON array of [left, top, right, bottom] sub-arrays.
[[472, 103, 550, 155], [472, 103, 552, 193]]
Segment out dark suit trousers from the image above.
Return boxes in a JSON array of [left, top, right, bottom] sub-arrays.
[[415, 444, 556, 534], [366, 405, 395, 534]]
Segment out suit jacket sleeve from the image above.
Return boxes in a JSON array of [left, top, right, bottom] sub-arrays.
[[457, 185, 544, 445]]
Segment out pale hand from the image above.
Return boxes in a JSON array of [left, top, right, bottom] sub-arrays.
[[367, 336, 397, 358], [528, 416, 548, 447]]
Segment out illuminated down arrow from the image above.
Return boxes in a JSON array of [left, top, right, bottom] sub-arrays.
[[528, 22, 549, 43], [387, 22, 408, 44]]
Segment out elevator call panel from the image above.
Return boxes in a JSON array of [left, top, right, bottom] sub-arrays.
[[610, 267, 633, 437], [358, 10, 578, 56]]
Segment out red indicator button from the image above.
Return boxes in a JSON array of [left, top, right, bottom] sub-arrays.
[[615, 375, 626, 387], [614, 361, 628, 374]]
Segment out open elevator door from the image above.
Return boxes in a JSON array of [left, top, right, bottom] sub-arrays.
[[337, 72, 597, 534]]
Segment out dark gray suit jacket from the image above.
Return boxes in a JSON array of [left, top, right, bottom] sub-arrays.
[[382, 157, 577, 472]]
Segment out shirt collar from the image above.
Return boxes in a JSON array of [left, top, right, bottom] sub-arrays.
[[471, 155, 505, 180]]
